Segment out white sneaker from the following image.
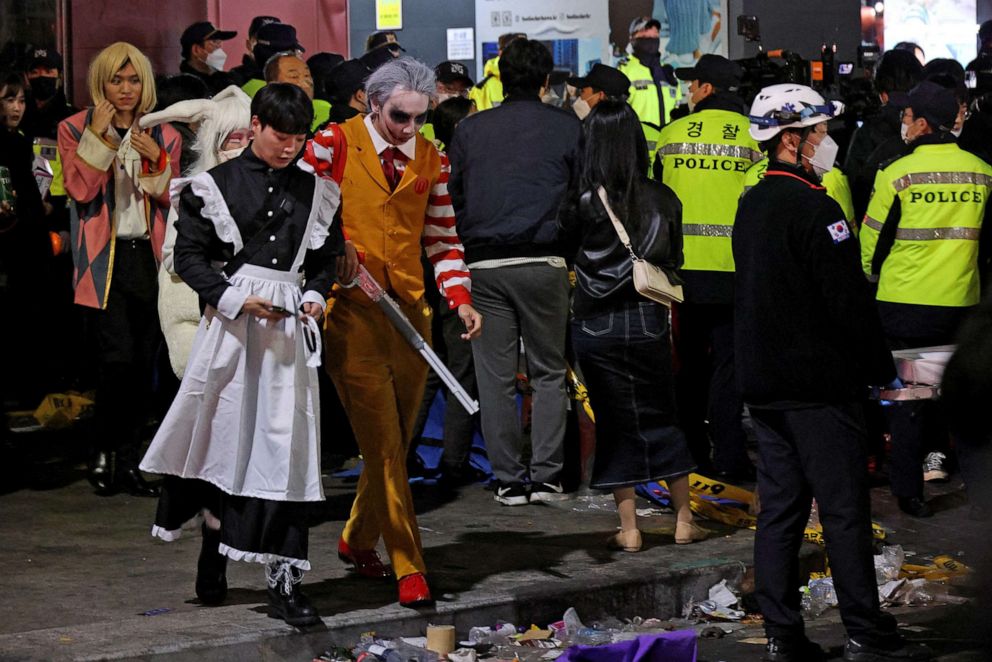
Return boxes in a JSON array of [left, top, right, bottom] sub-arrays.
[[494, 482, 529, 506], [922, 451, 949, 483], [529, 482, 570, 503]]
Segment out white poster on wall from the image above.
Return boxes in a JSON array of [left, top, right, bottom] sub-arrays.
[[448, 28, 476, 61], [474, 0, 611, 80]]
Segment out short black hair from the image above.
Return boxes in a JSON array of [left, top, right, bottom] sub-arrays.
[[433, 96, 474, 148], [0, 71, 27, 98], [875, 49, 923, 94], [153, 73, 209, 111], [499, 39, 553, 98], [251, 82, 313, 134]]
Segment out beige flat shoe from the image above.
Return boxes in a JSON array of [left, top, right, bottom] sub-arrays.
[[675, 520, 708, 545], [606, 529, 642, 553]]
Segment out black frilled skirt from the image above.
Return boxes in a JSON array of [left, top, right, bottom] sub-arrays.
[[572, 302, 696, 489], [153, 476, 311, 569]]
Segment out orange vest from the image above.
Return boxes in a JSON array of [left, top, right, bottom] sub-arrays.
[[337, 115, 442, 305]]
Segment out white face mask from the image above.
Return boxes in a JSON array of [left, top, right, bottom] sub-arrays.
[[900, 122, 911, 144], [572, 97, 591, 120], [951, 126, 963, 138], [205, 47, 228, 71], [805, 134, 839, 177], [217, 146, 245, 163]]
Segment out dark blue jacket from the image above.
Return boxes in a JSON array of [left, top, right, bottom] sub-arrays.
[[447, 95, 580, 263]]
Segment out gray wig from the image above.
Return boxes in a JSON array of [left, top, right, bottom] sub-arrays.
[[365, 57, 437, 108]]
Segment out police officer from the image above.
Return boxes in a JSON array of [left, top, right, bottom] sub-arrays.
[[652, 54, 761, 479], [735, 84, 931, 662], [565, 63, 630, 120], [470, 32, 526, 112], [618, 16, 682, 159], [861, 81, 992, 517]]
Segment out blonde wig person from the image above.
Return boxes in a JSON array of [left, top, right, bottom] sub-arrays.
[[57, 41, 181, 496]]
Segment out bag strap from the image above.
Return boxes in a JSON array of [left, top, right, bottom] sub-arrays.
[[221, 196, 295, 278], [596, 186, 641, 262]]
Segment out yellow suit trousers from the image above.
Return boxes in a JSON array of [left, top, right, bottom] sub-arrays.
[[324, 295, 431, 579]]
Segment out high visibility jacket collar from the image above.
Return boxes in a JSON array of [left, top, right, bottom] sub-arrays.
[[693, 91, 747, 115], [909, 133, 958, 151]]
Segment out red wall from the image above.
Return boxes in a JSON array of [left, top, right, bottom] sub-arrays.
[[67, 0, 348, 108]]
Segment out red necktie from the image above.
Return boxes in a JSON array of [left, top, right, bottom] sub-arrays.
[[381, 146, 405, 190]]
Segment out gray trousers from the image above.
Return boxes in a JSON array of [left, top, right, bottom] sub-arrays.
[[470, 263, 570, 484]]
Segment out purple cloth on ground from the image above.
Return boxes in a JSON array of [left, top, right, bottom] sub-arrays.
[[558, 631, 697, 662]]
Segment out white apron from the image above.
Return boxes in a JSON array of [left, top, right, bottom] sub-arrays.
[[141, 172, 334, 502]]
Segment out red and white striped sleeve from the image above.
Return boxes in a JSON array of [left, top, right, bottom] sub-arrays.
[[299, 124, 347, 185], [424, 151, 472, 309]]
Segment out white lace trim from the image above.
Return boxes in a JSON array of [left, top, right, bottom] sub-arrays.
[[187, 172, 245, 252], [307, 178, 341, 251], [218, 543, 311, 571], [151, 524, 184, 542]]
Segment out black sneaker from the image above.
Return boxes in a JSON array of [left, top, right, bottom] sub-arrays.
[[843, 638, 933, 661], [493, 481, 529, 506], [764, 636, 825, 662], [529, 481, 569, 503]]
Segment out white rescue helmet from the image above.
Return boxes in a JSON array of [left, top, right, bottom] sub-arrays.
[[748, 83, 845, 142]]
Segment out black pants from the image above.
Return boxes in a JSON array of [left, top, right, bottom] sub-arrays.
[[87, 239, 161, 465], [751, 403, 896, 644], [885, 334, 952, 499], [674, 302, 750, 473]]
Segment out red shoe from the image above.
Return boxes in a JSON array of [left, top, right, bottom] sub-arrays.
[[398, 572, 434, 607], [337, 538, 392, 579]]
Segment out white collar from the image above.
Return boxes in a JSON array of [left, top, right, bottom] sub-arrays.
[[363, 112, 417, 161]]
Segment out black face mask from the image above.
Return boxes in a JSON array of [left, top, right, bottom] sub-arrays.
[[30, 77, 58, 102], [632, 37, 661, 60]]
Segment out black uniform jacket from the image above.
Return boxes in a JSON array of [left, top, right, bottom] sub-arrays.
[[733, 160, 895, 407]]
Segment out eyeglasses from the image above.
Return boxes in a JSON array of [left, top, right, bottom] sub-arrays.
[[387, 107, 428, 127]]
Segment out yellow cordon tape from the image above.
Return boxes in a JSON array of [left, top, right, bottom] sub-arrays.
[[671, 474, 888, 544]]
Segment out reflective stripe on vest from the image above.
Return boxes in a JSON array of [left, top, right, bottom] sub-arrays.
[[658, 142, 763, 161], [864, 215, 980, 240], [683, 223, 734, 237], [893, 171, 992, 192]]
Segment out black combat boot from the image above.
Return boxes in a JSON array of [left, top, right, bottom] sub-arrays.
[[266, 561, 321, 627]]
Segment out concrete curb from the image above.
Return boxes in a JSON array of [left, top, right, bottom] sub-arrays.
[[0, 557, 759, 661]]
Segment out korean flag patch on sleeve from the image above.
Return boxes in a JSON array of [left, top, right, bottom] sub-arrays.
[[827, 220, 851, 244]]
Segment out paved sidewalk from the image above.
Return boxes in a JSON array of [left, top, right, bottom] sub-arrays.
[[0, 451, 986, 661]]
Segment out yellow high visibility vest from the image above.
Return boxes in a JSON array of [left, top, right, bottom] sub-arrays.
[[618, 55, 682, 159], [469, 57, 503, 112], [656, 108, 762, 273], [861, 142, 992, 307]]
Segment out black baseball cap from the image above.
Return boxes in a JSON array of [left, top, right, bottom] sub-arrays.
[[567, 64, 630, 98], [629, 17, 662, 36], [181, 22, 237, 53], [366, 31, 405, 54], [906, 80, 960, 131], [248, 16, 281, 39], [435, 61, 473, 87], [675, 54, 743, 90], [325, 59, 372, 102], [28, 47, 63, 72], [255, 22, 305, 53], [308, 52, 345, 79], [360, 46, 396, 73]]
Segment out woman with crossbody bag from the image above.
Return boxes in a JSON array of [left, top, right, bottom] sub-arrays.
[[560, 100, 705, 552]]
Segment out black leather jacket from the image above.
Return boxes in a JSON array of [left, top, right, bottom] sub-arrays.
[[562, 178, 683, 318]]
